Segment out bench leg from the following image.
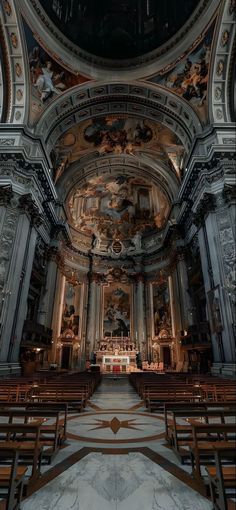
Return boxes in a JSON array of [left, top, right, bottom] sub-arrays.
[[15, 479, 25, 510]]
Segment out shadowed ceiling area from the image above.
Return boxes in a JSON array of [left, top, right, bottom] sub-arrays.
[[38, 0, 200, 60]]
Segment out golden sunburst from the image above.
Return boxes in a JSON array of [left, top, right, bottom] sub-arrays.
[[88, 416, 141, 434]]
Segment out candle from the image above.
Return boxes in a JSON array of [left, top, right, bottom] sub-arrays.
[[135, 331, 137, 340]]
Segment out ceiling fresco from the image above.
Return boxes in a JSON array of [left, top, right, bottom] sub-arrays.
[[52, 116, 184, 182], [68, 174, 170, 253], [148, 22, 215, 124], [22, 20, 91, 125], [38, 0, 200, 60]]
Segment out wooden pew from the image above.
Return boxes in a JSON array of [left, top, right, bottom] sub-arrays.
[[0, 423, 43, 479], [7, 409, 63, 463], [206, 445, 236, 510], [30, 390, 86, 412], [0, 447, 27, 510], [0, 386, 31, 403], [146, 389, 202, 412], [168, 407, 236, 463], [0, 402, 68, 445], [27, 402, 68, 444], [189, 423, 236, 480], [164, 401, 236, 444]]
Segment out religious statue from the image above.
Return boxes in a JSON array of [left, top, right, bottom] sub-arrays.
[[128, 232, 142, 252]]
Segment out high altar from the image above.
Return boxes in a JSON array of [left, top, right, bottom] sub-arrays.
[[95, 339, 137, 372]]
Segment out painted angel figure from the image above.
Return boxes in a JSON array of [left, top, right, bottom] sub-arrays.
[[35, 60, 66, 102]]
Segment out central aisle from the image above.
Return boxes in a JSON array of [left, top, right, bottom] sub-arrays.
[[21, 374, 212, 510], [89, 373, 141, 409]]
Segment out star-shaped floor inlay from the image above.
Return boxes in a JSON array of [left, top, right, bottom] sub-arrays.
[[88, 416, 141, 434]]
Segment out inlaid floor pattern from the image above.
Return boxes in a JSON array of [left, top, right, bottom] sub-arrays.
[[21, 375, 212, 510]]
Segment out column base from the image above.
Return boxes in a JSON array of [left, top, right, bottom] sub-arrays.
[[211, 362, 236, 378], [0, 363, 21, 377]]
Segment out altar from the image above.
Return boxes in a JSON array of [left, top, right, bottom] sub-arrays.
[[96, 349, 137, 372], [103, 355, 129, 373]]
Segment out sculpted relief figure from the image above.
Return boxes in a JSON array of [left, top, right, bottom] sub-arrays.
[[0, 259, 6, 286], [128, 232, 142, 253]]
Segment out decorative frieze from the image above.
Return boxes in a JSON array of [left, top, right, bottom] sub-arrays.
[[216, 210, 235, 307], [0, 139, 15, 146], [223, 184, 236, 203], [0, 207, 19, 314]]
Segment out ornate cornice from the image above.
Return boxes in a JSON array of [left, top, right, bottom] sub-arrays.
[[180, 149, 235, 208], [0, 152, 55, 201], [18, 193, 43, 226], [192, 192, 216, 227]]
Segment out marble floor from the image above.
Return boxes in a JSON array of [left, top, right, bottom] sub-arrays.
[[20, 375, 213, 510], [22, 452, 212, 510]]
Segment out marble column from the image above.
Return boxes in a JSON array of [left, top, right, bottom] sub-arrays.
[[74, 284, 80, 318], [51, 272, 65, 363], [86, 274, 97, 355], [145, 282, 153, 362], [37, 257, 58, 329], [136, 274, 146, 357], [0, 190, 40, 363], [95, 283, 102, 348], [9, 226, 38, 362], [80, 279, 88, 364], [176, 253, 194, 329], [168, 270, 184, 362], [197, 202, 235, 363], [77, 280, 87, 368]]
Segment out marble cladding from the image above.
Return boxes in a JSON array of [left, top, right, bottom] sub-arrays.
[[22, 452, 212, 510]]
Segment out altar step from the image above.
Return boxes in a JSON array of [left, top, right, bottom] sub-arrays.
[[103, 373, 128, 379]]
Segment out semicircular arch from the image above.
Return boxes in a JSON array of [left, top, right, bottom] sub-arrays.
[[34, 81, 203, 158], [57, 153, 180, 207], [208, 0, 236, 123], [0, 0, 30, 124]]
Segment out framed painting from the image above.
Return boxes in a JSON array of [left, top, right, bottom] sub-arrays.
[[103, 283, 131, 338]]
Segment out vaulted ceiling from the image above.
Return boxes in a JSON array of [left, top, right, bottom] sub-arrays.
[[1, 0, 234, 258]]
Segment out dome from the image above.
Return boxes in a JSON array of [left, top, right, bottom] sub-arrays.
[[38, 0, 201, 64]]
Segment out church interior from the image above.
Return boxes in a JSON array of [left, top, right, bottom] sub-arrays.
[[0, 0, 235, 508]]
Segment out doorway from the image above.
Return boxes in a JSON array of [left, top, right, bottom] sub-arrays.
[[162, 346, 171, 368], [61, 345, 71, 369]]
